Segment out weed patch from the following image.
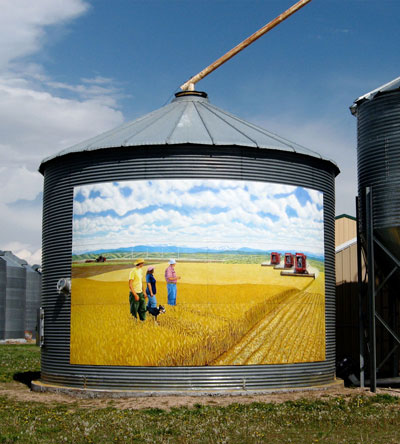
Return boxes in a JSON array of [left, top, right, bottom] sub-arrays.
[[1, 395, 400, 443]]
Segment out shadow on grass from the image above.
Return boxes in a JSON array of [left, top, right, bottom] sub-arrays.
[[13, 371, 41, 388]]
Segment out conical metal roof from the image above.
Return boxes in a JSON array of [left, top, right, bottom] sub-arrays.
[[350, 75, 400, 116], [40, 91, 335, 171]]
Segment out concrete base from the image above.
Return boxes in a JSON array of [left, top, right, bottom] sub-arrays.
[[31, 378, 344, 399]]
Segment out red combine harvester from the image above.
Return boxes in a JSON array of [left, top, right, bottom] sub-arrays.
[[284, 253, 294, 268], [280, 252, 315, 278], [270, 252, 280, 265], [295, 253, 307, 273]]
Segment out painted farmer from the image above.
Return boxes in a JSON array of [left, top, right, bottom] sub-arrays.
[[165, 259, 180, 306], [129, 258, 147, 321]]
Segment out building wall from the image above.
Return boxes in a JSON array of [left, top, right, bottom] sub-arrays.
[[336, 243, 358, 285], [335, 215, 357, 247], [335, 214, 361, 368], [336, 243, 360, 364]]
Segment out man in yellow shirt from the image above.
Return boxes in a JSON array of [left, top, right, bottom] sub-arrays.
[[129, 258, 147, 321]]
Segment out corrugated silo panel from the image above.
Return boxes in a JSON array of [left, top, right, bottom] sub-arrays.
[[357, 90, 400, 262], [5, 262, 26, 339], [0, 258, 6, 339]]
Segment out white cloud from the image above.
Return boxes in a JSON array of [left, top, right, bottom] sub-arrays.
[[2, 243, 43, 266], [0, 201, 42, 257], [0, 77, 123, 169], [0, 166, 42, 203], [72, 179, 324, 256], [0, 0, 88, 68], [0, 0, 125, 263]]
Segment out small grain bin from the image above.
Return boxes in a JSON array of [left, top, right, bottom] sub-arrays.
[[36, 91, 339, 393], [0, 251, 26, 339], [0, 257, 6, 338], [0, 251, 42, 340]]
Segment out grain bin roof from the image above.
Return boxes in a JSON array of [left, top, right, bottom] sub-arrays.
[[40, 91, 337, 173], [350, 75, 400, 115], [0, 251, 28, 267]]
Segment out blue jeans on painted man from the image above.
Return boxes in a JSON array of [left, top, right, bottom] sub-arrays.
[[167, 283, 177, 305]]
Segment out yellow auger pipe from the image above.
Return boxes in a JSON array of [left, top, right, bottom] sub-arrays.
[[180, 0, 312, 91]]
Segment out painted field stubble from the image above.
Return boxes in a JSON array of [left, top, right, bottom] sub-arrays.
[[70, 262, 324, 366], [213, 275, 325, 365]]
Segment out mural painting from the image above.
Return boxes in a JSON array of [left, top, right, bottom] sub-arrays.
[[71, 179, 325, 366]]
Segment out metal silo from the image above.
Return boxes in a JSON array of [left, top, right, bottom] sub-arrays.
[[36, 91, 339, 393], [351, 77, 400, 390], [351, 77, 400, 255], [0, 256, 6, 339], [0, 251, 26, 339]]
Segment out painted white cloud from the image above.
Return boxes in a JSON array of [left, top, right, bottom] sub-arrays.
[[72, 179, 324, 256], [0, 0, 125, 264]]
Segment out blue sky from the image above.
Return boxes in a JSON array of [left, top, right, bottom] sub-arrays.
[[72, 180, 324, 256], [1, 0, 398, 264]]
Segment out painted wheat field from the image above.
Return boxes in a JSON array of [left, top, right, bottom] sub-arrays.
[[70, 261, 325, 366]]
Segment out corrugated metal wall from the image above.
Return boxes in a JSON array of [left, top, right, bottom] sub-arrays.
[[356, 88, 400, 377], [357, 90, 400, 256], [41, 145, 337, 390], [0, 253, 42, 340], [0, 258, 6, 339], [4, 260, 26, 339]]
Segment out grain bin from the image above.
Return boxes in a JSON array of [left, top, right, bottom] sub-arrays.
[[0, 251, 42, 340], [0, 251, 26, 339], [351, 77, 400, 386], [36, 90, 339, 393], [351, 77, 400, 261], [0, 257, 6, 339]]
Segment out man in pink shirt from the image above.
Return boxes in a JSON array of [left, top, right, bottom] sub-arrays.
[[165, 259, 181, 306]]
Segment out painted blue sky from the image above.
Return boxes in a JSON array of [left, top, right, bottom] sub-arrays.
[[72, 179, 324, 256], [1, 0, 398, 264]]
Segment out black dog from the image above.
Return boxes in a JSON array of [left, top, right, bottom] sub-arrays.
[[147, 305, 166, 322]]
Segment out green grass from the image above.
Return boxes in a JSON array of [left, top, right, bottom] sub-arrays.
[[0, 345, 40, 383], [1, 345, 399, 443], [1, 395, 400, 443]]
